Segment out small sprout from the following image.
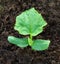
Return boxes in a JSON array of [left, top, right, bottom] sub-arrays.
[[8, 8, 50, 51]]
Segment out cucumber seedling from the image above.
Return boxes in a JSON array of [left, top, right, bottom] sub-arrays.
[[8, 8, 50, 51]]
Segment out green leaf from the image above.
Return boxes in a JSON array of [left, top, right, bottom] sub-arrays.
[[14, 8, 47, 36], [32, 39, 50, 51], [8, 36, 28, 48]]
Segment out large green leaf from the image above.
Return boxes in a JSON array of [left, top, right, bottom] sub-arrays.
[[14, 8, 47, 36], [32, 39, 50, 51], [8, 36, 28, 47]]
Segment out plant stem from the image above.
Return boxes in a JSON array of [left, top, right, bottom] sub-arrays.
[[30, 34, 33, 46], [28, 34, 33, 46], [30, 34, 32, 40]]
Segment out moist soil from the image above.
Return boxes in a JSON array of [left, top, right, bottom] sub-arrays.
[[0, 0, 60, 64]]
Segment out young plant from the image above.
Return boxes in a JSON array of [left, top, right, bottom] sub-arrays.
[[8, 8, 50, 51]]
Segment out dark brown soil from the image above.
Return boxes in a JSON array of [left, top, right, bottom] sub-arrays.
[[0, 0, 60, 64]]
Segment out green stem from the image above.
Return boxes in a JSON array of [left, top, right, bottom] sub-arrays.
[[30, 34, 32, 40], [28, 34, 33, 46], [30, 34, 33, 46]]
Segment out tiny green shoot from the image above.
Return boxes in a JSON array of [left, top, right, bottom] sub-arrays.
[[8, 8, 50, 51]]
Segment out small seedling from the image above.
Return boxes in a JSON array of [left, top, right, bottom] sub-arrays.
[[8, 8, 50, 51]]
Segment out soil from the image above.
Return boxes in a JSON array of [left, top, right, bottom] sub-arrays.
[[0, 0, 60, 64]]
